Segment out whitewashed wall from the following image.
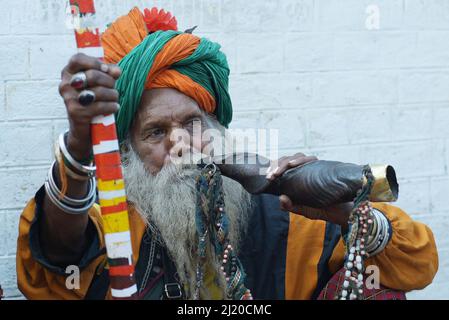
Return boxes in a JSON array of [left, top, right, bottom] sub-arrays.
[[0, 0, 448, 299]]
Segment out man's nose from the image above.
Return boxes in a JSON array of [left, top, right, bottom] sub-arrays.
[[164, 127, 193, 166]]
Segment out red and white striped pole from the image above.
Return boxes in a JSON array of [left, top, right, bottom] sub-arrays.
[[69, 0, 137, 299]]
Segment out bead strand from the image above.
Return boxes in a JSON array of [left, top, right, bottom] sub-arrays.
[[340, 201, 374, 300]]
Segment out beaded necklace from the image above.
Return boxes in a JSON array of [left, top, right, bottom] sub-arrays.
[[340, 166, 375, 300], [194, 164, 253, 300]]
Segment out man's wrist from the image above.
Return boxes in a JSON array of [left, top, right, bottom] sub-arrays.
[[66, 132, 92, 163]]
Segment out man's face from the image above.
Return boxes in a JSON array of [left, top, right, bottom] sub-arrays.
[[123, 89, 252, 297], [130, 88, 205, 174]]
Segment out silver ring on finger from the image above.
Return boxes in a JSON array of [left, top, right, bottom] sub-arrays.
[[70, 72, 88, 90], [78, 90, 96, 106]]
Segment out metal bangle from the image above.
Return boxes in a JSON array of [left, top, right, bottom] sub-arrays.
[[64, 162, 91, 181], [46, 166, 96, 209], [376, 212, 391, 252], [365, 211, 382, 252], [366, 211, 384, 253], [367, 209, 391, 256], [47, 161, 96, 206], [365, 210, 382, 252], [365, 217, 378, 250], [59, 130, 96, 175], [369, 234, 388, 257], [45, 161, 96, 214], [55, 143, 90, 181], [45, 179, 96, 215]]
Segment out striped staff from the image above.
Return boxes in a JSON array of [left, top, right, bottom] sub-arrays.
[[69, 0, 137, 299]]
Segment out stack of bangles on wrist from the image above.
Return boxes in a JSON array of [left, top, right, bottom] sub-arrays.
[[44, 130, 97, 214], [364, 208, 391, 257]]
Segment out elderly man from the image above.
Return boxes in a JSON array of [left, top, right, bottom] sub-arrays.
[[16, 7, 437, 300]]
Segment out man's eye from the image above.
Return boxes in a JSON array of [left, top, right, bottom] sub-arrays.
[[147, 128, 165, 138]]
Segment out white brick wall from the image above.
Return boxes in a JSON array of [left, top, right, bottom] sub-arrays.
[[0, 0, 448, 299]]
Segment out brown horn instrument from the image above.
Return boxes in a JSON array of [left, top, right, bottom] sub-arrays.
[[202, 153, 398, 209]]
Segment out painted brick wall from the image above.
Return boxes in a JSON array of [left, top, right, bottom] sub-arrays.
[[0, 0, 448, 299]]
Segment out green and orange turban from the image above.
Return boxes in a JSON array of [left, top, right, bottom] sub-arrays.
[[101, 7, 233, 141]]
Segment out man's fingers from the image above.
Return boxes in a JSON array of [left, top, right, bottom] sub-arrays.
[[293, 152, 306, 158], [63, 87, 119, 112], [66, 53, 104, 74], [279, 195, 300, 213], [267, 154, 319, 180], [89, 101, 120, 116], [82, 69, 116, 88], [279, 195, 292, 211], [59, 78, 79, 100], [267, 161, 287, 180], [66, 99, 119, 119], [85, 87, 119, 102], [266, 164, 279, 180], [288, 155, 318, 167], [107, 65, 122, 79], [267, 157, 294, 180], [64, 60, 121, 86]]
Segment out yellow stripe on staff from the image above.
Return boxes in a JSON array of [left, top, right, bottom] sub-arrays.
[[97, 179, 125, 191], [102, 210, 130, 234], [99, 196, 127, 208]]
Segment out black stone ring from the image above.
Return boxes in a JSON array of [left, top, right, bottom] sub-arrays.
[[78, 90, 96, 106]]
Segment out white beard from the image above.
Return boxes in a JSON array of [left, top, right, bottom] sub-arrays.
[[122, 144, 252, 299]]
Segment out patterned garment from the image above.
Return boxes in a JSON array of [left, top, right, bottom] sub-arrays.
[[317, 267, 406, 300]]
